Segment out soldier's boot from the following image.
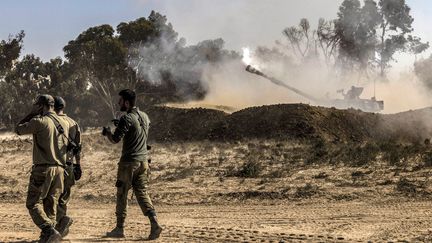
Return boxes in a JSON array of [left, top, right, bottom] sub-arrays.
[[105, 217, 125, 238], [55, 216, 73, 237], [39, 226, 62, 243], [147, 216, 162, 240], [105, 227, 125, 238]]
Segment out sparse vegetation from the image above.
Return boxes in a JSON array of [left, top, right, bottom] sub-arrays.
[[345, 142, 380, 167], [306, 139, 328, 164], [396, 178, 419, 195], [422, 151, 432, 167], [294, 183, 320, 198], [236, 159, 263, 178]]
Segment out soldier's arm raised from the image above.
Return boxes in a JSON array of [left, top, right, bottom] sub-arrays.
[[15, 105, 44, 135], [16, 117, 42, 135]]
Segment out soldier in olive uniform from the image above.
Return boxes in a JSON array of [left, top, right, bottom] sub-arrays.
[[16, 94, 69, 243], [102, 89, 162, 240], [54, 96, 82, 237]]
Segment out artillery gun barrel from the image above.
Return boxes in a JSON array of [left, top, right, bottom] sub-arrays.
[[245, 65, 319, 102]]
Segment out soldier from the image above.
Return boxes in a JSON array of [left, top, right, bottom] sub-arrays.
[[54, 96, 82, 237], [16, 94, 69, 243], [102, 89, 162, 240]]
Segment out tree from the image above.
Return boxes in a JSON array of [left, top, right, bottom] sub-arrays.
[[335, 0, 381, 76], [64, 24, 132, 116], [120, 12, 237, 105], [0, 12, 239, 128], [335, 0, 429, 78], [2, 54, 52, 125], [414, 56, 432, 91], [282, 18, 317, 61], [117, 10, 178, 47], [0, 31, 25, 77], [317, 18, 340, 67], [376, 0, 423, 76]]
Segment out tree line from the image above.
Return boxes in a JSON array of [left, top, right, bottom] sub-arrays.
[[258, 0, 428, 80], [0, 1, 429, 129], [0, 11, 237, 129]]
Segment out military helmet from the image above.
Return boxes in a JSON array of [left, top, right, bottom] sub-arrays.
[[54, 96, 66, 110], [33, 94, 55, 106]]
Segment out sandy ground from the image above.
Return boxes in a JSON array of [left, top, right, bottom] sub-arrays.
[[1, 200, 432, 243], [2, 135, 432, 242]]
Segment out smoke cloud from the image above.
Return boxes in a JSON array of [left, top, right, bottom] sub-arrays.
[[129, 0, 432, 114]]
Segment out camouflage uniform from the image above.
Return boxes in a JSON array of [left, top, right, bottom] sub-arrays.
[[56, 114, 81, 222], [16, 111, 69, 230], [112, 107, 155, 228]]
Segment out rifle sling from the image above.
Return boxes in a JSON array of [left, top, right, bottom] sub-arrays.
[[46, 114, 77, 147]]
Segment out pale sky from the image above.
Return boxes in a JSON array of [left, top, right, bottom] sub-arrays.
[[0, 0, 431, 66]]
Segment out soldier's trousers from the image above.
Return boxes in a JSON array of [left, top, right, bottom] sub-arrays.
[[26, 165, 64, 230], [57, 164, 75, 222], [116, 161, 155, 226]]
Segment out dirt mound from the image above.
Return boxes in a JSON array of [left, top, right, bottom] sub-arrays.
[[143, 104, 432, 143], [222, 104, 380, 141], [1, 104, 431, 146], [380, 107, 432, 142], [145, 106, 227, 142]]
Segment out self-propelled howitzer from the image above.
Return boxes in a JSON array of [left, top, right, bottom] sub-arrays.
[[245, 65, 384, 113]]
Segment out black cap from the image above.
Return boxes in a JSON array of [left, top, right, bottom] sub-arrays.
[[54, 96, 66, 110], [34, 94, 55, 106]]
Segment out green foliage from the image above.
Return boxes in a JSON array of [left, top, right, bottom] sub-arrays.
[[335, 0, 428, 76], [64, 24, 131, 116], [117, 11, 178, 46], [0, 31, 25, 76], [0, 11, 239, 129]]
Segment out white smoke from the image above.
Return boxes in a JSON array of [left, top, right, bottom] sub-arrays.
[[128, 1, 432, 114], [195, 44, 432, 114]]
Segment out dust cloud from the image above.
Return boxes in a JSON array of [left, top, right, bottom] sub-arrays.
[[129, 1, 432, 114], [195, 48, 431, 114]]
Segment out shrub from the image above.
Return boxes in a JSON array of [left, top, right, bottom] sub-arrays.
[[237, 159, 262, 178], [339, 142, 379, 167], [294, 183, 320, 198], [395, 178, 418, 195], [422, 151, 432, 167]]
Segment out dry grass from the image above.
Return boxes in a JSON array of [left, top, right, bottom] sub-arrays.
[[1, 135, 432, 205]]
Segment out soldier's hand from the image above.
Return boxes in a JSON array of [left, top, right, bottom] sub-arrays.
[[102, 126, 111, 136], [30, 104, 43, 116], [111, 119, 120, 127], [73, 164, 82, 181]]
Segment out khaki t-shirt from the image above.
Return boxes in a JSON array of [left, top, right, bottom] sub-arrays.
[[58, 114, 81, 163], [16, 111, 69, 166]]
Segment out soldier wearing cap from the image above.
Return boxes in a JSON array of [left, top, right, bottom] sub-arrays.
[[16, 94, 69, 243], [53, 96, 82, 238]]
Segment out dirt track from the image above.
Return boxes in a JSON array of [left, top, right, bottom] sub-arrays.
[[1, 200, 432, 242]]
